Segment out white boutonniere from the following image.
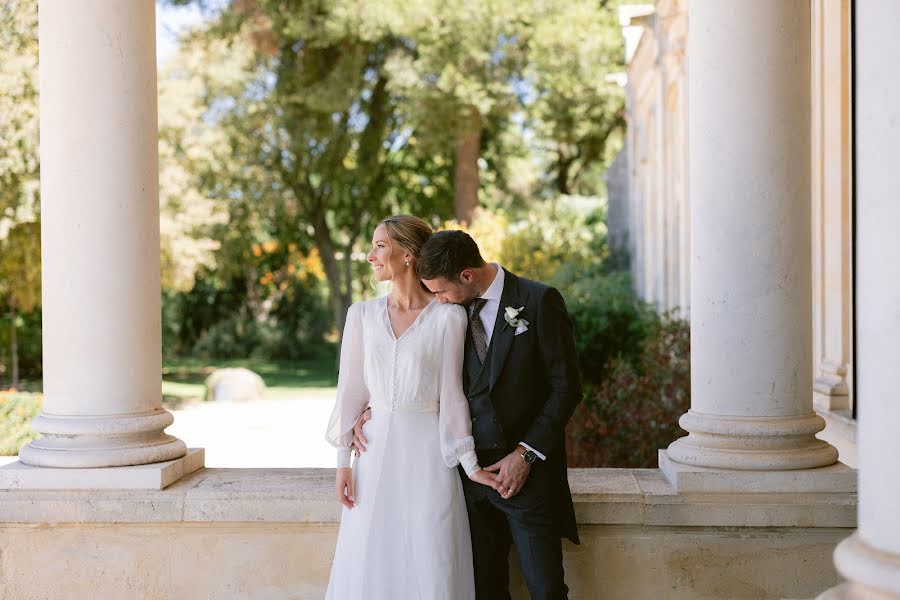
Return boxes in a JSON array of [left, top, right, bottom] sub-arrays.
[[503, 305, 529, 336]]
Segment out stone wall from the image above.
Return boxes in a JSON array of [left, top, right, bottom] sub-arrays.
[[0, 468, 854, 599], [604, 148, 629, 257]]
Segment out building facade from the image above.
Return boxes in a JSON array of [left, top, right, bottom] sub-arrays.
[[615, 2, 900, 597], [617, 0, 858, 468]]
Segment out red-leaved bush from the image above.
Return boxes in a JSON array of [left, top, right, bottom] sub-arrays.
[[566, 315, 690, 468]]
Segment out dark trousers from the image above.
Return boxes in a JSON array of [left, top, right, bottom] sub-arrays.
[[461, 458, 569, 600]]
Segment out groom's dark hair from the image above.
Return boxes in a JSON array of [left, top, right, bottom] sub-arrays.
[[417, 230, 486, 282]]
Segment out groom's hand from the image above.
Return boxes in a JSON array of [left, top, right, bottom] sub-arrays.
[[485, 445, 532, 499], [351, 408, 372, 457]]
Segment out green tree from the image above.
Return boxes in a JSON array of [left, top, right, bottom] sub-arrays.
[[157, 34, 232, 292], [526, 0, 626, 195], [0, 0, 39, 222], [160, 0, 628, 332], [384, 0, 531, 224], [0, 0, 41, 387], [162, 0, 457, 332], [386, 0, 627, 212], [0, 221, 41, 387]]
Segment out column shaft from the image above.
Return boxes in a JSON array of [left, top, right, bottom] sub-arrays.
[[19, 0, 186, 468], [821, 1, 900, 597], [666, 0, 836, 471]]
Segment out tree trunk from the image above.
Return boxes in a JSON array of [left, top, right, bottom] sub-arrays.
[[8, 297, 18, 388], [343, 242, 354, 308], [454, 112, 482, 226], [310, 212, 351, 337], [557, 142, 574, 195]]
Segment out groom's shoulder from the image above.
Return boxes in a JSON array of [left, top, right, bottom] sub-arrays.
[[505, 269, 551, 296], [505, 270, 570, 311]]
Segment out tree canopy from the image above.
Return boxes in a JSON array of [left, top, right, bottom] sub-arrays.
[[0, 0, 41, 385], [159, 0, 627, 333], [0, 0, 630, 354], [0, 0, 39, 226]]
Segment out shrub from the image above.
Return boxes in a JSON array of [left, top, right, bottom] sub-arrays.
[[566, 315, 690, 468], [0, 391, 42, 456], [162, 257, 331, 360], [444, 198, 603, 282], [497, 202, 598, 283], [554, 268, 658, 387]]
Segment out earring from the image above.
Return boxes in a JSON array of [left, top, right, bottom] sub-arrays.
[[405, 259, 410, 267]]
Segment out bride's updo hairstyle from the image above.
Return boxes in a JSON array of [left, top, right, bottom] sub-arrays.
[[378, 214, 433, 269]]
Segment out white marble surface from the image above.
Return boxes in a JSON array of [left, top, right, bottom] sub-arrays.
[[0, 449, 204, 490], [0, 467, 857, 528]]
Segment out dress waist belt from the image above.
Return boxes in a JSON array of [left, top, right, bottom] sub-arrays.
[[369, 400, 439, 414]]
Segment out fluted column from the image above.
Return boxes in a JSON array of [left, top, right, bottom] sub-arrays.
[[818, 1, 900, 597], [18, 0, 186, 468], [660, 0, 845, 489]]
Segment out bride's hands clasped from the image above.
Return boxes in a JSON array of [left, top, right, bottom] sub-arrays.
[[469, 468, 504, 493]]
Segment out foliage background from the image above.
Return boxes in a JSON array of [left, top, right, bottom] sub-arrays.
[[0, 0, 689, 466]]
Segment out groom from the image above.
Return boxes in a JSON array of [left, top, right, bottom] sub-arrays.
[[417, 230, 582, 600]]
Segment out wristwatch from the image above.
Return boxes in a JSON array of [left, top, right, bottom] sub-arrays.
[[520, 448, 538, 464]]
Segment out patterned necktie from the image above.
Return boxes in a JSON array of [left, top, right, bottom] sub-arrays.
[[469, 298, 488, 364]]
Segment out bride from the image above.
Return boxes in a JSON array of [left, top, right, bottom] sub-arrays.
[[325, 215, 501, 599]]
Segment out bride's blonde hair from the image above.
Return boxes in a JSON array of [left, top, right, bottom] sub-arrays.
[[379, 215, 433, 267]]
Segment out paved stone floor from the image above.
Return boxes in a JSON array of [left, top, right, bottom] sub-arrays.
[[2, 389, 339, 468], [166, 387, 338, 468]]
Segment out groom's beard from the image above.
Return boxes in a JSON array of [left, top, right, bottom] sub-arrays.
[[461, 282, 482, 306]]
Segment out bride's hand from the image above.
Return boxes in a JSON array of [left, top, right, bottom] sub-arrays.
[[336, 467, 355, 509], [468, 468, 504, 494]]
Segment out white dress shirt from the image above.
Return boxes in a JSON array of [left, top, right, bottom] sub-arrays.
[[476, 264, 547, 461]]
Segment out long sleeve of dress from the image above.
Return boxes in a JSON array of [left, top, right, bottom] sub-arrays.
[[325, 301, 370, 468], [438, 305, 480, 476]]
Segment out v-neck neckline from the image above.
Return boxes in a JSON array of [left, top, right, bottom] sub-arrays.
[[384, 296, 437, 342]]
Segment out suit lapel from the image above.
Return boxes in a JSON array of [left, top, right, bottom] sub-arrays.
[[489, 269, 524, 391]]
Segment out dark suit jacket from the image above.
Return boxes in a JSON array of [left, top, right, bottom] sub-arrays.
[[463, 268, 582, 543]]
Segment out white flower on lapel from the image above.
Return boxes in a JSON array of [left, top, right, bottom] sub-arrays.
[[503, 305, 529, 335]]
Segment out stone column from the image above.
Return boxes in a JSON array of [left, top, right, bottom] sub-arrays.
[[819, 1, 900, 597], [659, 0, 850, 492], [15, 0, 190, 474]]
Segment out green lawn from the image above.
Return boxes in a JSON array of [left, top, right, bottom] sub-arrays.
[[2, 353, 339, 412], [162, 351, 338, 409]]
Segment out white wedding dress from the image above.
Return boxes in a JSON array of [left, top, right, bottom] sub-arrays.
[[325, 297, 479, 600]]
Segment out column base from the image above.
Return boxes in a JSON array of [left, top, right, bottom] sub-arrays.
[[667, 410, 840, 470], [18, 409, 187, 468], [0, 448, 204, 490], [816, 534, 900, 599], [658, 449, 856, 493], [818, 583, 899, 600]]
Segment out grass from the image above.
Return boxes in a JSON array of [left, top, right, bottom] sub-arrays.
[[161, 351, 338, 409]]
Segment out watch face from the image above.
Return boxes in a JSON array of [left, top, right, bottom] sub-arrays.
[[523, 450, 537, 464]]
